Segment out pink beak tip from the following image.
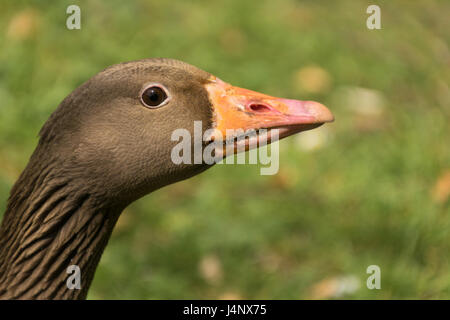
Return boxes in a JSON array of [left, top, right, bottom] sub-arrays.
[[282, 99, 334, 124]]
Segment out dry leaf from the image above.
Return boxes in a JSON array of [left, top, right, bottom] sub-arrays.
[[344, 87, 385, 117], [7, 9, 41, 40], [308, 275, 360, 299], [293, 65, 331, 94], [294, 125, 330, 152], [199, 254, 223, 285], [338, 87, 387, 132], [218, 291, 243, 300], [432, 170, 450, 203]]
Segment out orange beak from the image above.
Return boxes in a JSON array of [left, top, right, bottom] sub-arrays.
[[204, 77, 334, 147]]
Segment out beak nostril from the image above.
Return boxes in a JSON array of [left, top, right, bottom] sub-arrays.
[[248, 103, 272, 113]]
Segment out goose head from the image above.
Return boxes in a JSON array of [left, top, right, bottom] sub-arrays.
[[39, 58, 333, 207]]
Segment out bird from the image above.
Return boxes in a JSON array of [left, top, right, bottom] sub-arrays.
[[0, 58, 333, 299]]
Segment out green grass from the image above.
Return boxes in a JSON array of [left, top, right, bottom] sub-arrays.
[[0, 0, 449, 299]]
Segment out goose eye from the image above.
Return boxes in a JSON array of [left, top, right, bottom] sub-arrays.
[[140, 85, 169, 108]]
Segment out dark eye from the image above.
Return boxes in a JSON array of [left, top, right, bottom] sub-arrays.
[[140, 85, 169, 108]]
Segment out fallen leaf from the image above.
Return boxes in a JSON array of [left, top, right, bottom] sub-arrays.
[[199, 254, 223, 285], [7, 9, 41, 40], [218, 291, 243, 300], [293, 65, 332, 94], [337, 86, 387, 132], [294, 125, 331, 151], [344, 87, 385, 117], [432, 170, 450, 203], [308, 275, 360, 299]]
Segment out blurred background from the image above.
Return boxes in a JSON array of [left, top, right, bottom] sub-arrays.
[[0, 0, 449, 299]]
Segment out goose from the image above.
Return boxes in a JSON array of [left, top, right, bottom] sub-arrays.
[[0, 58, 333, 299]]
